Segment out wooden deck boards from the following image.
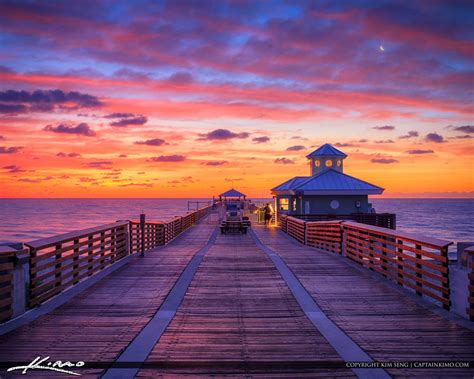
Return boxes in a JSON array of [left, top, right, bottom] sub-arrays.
[[253, 224, 474, 378], [137, 233, 353, 377], [0, 221, 216, 377]]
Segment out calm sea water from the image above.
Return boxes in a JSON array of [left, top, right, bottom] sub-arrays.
[[0, 199, 472, 251]]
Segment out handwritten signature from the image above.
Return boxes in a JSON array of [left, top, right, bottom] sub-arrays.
[[7, 356, 85, 376]]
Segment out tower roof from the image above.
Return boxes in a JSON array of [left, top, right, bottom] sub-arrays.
[[306, 143, 347, 158], [219, 188, 246, 197], [272, 169, 383, 195]]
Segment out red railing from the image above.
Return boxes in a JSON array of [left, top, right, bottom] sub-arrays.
[[466, 246, 474, 321], [280, 215, 452, 309]]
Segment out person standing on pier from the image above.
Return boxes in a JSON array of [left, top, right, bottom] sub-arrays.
[[264, 202, 274, 226]]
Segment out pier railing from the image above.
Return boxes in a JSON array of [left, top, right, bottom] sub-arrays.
[[0, 247, 15, 323], [466, 246, 474, 321], [0, 205, 212, 322], [281, 215, 452, 309], [26, 221, 129, 307], [281, 212, 396, 229]]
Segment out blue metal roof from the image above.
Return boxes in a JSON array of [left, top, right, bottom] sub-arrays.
[[271, 176, 308, 191], [219, 188, 246, 197], [272, 169, 383, 195], [306, 143, 347, 158]]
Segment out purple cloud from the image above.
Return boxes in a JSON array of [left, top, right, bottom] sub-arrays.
[[2, 164, 26, 173], [450, 125, 474, 134], [110, 116, 147, 127], [44, 123, 96, 136], [57, 152, 81, 158], [406, 149, 434, 154], [0, 103, 28, 114], [374, 140, 394, 144], [425, 133, 445, 143], [203, 160, 227, 166], [252, 136, 270, 143], [399, 131, 419, 139], [0, 146, 23, 154], [286, 145, 306, 151], [372, 125, 395, 131], [148, 155, 186, 162], [274, 157, 295, 164], [134, 138, 166, 146], [168, 72, 193, 84], [198, 129, 249, 140], [334, 143, 355, 147], [85, 161, 113, 169], [371, 158, 398, 164], [104, 112, 135, 118], [0, 89, 102, 113]]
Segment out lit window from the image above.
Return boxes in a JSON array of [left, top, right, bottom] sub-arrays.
[[315, 160, 320, 167], [325, 159, 332, 167], [279, 198, 289, 211], [337, 160, 342, 167]]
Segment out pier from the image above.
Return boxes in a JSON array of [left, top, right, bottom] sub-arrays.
[[0, 205, 474, 377]]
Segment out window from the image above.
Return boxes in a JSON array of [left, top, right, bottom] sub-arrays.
[[315, 160, 320, 167], [337, 160, 342, 167], [279, 198, 289, 211], [325, 159, 332, 167], [330, 200, 340, 210]]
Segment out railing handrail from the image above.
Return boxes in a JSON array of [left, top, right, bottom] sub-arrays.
[[25, 220, 130, 250], [342, 221, 452, 249]]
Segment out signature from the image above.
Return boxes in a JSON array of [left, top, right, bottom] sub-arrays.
[[7, 356, 85, 376]]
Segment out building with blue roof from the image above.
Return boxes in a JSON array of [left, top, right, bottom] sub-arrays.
[[272, 144, 384, 215]]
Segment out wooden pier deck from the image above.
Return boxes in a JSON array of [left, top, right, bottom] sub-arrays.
[[1, 214, 474, 378]]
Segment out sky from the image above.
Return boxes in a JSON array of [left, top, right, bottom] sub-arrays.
[[0, 0, 472, 198]]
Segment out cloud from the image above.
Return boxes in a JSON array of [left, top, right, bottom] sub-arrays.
[[0, 146, 23, 154], [110, 116, 147, 127], [119, 183, 153, 188], [449, 125, 474, 134], [225, 177, 243, 182], [2, 165, 26, 173], [334, 143, 355, 147], [371, 158, 398, 164], [134, 138, 166, 146], [198, 129, 249, 140], [399, 131, 419, 139], [274, 157, 295, 164], [104, 112, 135, 118], [425, 132, 445, 143], [118, 154, 128, 158], [0, 103, 28, 114], [286, 145, 306, 151], [85, 161, 113, 169], [57, 152, 81, 158], [168, 72, 193, 84], [0, 89, 102, 113], [406, 149, 434, 154], [372, 125, 395, 131], [148, 155, 186, 162], [449, 135, 472, 139], [374, 140, 394, 143], [203, 160, 227, 166], [252, 136, 270, 143], [0, 136, 3, 140], [44, 123, 96, 136]]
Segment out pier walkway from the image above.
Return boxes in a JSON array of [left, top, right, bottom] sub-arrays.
[[1, 215, 474, 378]]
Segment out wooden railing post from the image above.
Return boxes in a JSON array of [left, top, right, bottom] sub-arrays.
[[87, 235, 94, 276], [396, 239, 404, 286], [304, 221, 308, 245], [415, 244, 423, 296], [441, 246, 450, 310], [140, 214, 145, 257], [55, 243, 62, 288], [73, 238, 80, 284], [100, 231, 106, 265], [381, 235, 388, 278]]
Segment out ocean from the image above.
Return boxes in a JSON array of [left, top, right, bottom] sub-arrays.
[[0, 198, 472, 253]]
